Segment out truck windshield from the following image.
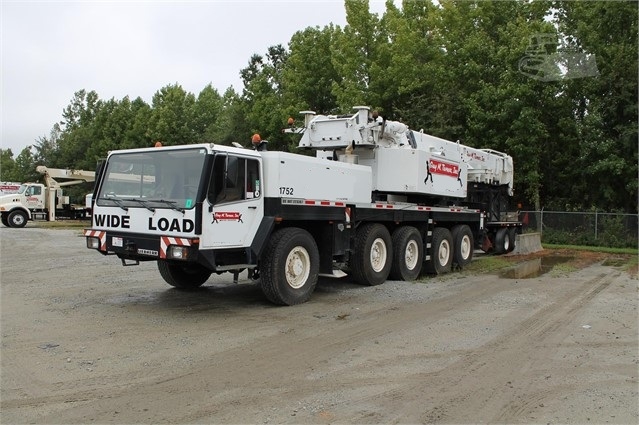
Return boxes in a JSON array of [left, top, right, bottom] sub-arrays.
[[96, 147, 207, 210]]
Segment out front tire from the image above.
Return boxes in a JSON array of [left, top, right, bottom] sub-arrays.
[[157, 261, 211, 290], [424, 227, 453, 274], [351, 223, 392, 286], [259, 228, 319, 306], [389, 226, 423, 281], [8, 210, 27, 228], [1, 214, 10, 227]]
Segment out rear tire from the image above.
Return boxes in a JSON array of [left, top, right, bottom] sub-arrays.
[[351, 223, 392, 286], [494, 228, 511, 254], [424, 227, 453, 274], [157, 261, 211, 290], [451, 225, 474, 269], [8, 210, 27, 228], [389, 226, 423, 281], [259, 228, 319, 306]]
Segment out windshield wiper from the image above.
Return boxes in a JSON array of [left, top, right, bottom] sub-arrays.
[[147, 199, 185, 213], [124, 198, 156, 212], [97, 196, 128, 212]]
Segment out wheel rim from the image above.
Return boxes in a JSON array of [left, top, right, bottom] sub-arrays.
[[438, 239, 451, 266], [285, 246, 311, 289], [503, 234, 510, 251], [12, 214, 25, 226], [460, 234, 471, 260], [370, 237, 388, 273], [405, 239, 419, 270]]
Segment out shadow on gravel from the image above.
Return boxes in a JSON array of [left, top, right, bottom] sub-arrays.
[[105, 276, 366, 313]]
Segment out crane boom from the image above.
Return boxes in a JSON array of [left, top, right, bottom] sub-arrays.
[[293, 107, 514, 198], [36, 166, 96, 188]]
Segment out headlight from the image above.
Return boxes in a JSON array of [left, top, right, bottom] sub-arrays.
[[86, 237, 100, 249], [168, 245, 189, 260]]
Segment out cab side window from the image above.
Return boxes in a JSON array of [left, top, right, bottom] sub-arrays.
[[223, 156, 245, 202], [26, 186, 42, 196], [208, 155, 260, 204], [246, 159, 260, 198], [208, 155, 226, 203]]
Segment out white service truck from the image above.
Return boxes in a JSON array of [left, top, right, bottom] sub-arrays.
[[84, 106, 521, 305], [0, 167, 95, 227]]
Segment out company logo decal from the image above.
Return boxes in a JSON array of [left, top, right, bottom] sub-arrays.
[[466, 151, 486, 162], [429, 159, 459, 177], [425, 159, 463, 187], [0, 185, 20, 191], [213, 211, 243, 223]]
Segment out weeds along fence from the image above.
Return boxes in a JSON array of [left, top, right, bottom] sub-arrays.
[[519, 211, 639, 249]]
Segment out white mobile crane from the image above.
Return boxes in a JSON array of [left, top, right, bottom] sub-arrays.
[[84, 107, 521, 305], [0, 166, 95, 227]]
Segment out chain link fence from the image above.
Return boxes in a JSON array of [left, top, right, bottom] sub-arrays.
[[519, 211, 639, 249]]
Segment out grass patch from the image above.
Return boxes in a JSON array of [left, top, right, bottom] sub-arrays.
[[543, 244, 637, 255], [600, 254, 638, 277], [623, 255, 638, 277], [601, 258, 627, 267], [548, 262, 577, 277], [33, 220, 89, 229]]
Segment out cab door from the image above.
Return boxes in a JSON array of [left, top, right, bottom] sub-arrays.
[[200, 154, 263, 248], [23, 185, 45, 209]]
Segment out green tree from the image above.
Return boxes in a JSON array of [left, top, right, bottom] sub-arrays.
[[55, 90, 103, 168], [241, 45, 291, 151], [383, 0, 448, 127], [193, 84, 224, 143], [147, 84, 197, 145], [555, 0, 638, 212], [0, 149, 18, 181], [32, 125, 61, 168], [82, 96, 150, 168], [208, 87, 251, 147], [14, 147, 39, 183], [331, 0, 391, 110], [282, 25, 340, 115]]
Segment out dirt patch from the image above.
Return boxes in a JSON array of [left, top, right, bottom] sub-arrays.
[[506, 248, 636, 275], [1, 228, 637, 424]]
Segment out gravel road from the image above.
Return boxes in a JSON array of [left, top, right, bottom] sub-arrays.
[[1, 226, 637, 424]]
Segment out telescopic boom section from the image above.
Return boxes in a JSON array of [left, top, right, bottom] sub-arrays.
[[292, 106, 514, 199]]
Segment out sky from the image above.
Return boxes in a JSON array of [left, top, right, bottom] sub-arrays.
[[1, 0, 388, 156]]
